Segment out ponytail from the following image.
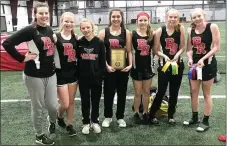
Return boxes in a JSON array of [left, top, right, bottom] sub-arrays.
[[146, 24, 153, 39], [30, 18, 37, 28], [174, 23, 181, 32]]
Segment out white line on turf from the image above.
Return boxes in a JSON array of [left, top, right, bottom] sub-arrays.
[[0, 95, 225, 103]]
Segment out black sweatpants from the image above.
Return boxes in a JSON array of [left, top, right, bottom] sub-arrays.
[[79, 77, 102, 124], [149, 62, 184, 119], [104, 71, 129, 119]]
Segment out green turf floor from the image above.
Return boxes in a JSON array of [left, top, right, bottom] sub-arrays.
[[1, 98, 225, 145]]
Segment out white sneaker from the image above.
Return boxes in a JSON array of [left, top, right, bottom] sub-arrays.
[[82, 124, 90, 135], [102, 118, 112, 127], [92, 123, 101, 133], [117, 119, 126, 128]]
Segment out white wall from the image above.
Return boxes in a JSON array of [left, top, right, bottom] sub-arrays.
[[0, 2, 57, 32]]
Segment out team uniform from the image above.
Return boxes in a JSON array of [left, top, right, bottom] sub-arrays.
[[103, 27, 129, 120], [149, 25, 184, 124], [130, 30, 154, 80], [55, 33, 78, 86], [77, 36, 106, 125], [190, 23, 217, 81], [2, 24, 58, 144]]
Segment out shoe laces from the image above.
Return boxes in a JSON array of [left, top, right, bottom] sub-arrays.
[[40, 134, 48, 140]]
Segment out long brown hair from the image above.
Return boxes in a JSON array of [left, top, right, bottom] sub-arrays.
[[108, 8, 125, 29], [31, 2, 49, 27], [166, 9, 181, 32], [59, 12, 76, 36], [146, 24, 153, 39]]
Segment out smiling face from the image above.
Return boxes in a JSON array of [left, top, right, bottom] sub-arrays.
[[110, 11, 122, 27], [166, 10, 179, 27], [35, 7, 49, 26], [61, 13, 75, 32], [80, 21, 93, 37], [191, 9, 206, 27], [137, 15, 149, 30]]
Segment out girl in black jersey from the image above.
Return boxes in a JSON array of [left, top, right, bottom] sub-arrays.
[[2, 2, 57, 145], [77, 18, 105, 135], [131, 12, 154, 124], [98, 9, 132, 128], [53, 12, 78, 136], [183, 8, 220, 132], [149, 9, 185, 126]]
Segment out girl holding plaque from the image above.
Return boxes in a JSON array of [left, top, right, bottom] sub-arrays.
[[130, 12, 155, 124], [183, 8, 220, 132], [77, 18, 106, 134], [2, 2, 57, 145], [149, 9, 185, 126], [98, 9, 132, 128], [53, 12, 78, 137]]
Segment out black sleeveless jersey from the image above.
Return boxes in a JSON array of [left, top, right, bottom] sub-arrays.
[[160, 25, 181, 60], [191, 23, 216, 65], [104, 27, 128, 67], [55, 33, 77, 72], [132, 30, 153, 71]]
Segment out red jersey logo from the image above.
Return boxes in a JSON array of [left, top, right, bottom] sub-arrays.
[[41, 37, 54, 56], [192, 37, 206, 54], [165, 38, 178, 55], [109, 39, 120, 48], [137, 39, 150, 56], [63, 43, 76, 62]]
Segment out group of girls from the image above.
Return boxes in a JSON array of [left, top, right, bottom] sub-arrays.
[[2, 1, 220, 145]]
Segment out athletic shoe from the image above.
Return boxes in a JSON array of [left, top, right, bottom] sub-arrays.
[[35, 134, 54, 145]]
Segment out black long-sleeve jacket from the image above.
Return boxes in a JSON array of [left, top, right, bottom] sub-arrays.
[[2, 24, 55, 78], [77, 36, 106, 81]]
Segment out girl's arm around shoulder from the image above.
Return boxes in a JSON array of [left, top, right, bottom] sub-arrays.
[[52, 33, 57, 43], [98, 29, 105, 40]]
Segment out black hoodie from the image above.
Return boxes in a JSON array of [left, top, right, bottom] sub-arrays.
[[77, 36, 106, 81]]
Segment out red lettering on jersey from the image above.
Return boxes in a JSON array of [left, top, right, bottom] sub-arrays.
[[137, 39, 150, 56], [192, 37, 206, 54], [63, 43, 76, 62], [41, 37, 54, 56], [109, 39, 119, 48], [165, 38, 178, 55]]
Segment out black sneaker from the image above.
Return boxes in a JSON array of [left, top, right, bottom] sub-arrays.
[[142, 113, 149, 125], [57, 117, 66, 129], [36, 134, 54, 145], [66, 125, 77, 137], [150, 117, 160, 126], [196, 122, 210, 132], [133, 112, 141, 124], [183, 119, 200, 126]]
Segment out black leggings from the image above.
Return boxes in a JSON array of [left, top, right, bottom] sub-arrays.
[[104, 71, 129, 119], [149, 62, 184, 119], [79, 77, 102, 124]]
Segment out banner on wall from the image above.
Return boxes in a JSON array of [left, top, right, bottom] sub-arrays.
[[0, 34, 28, 71]]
